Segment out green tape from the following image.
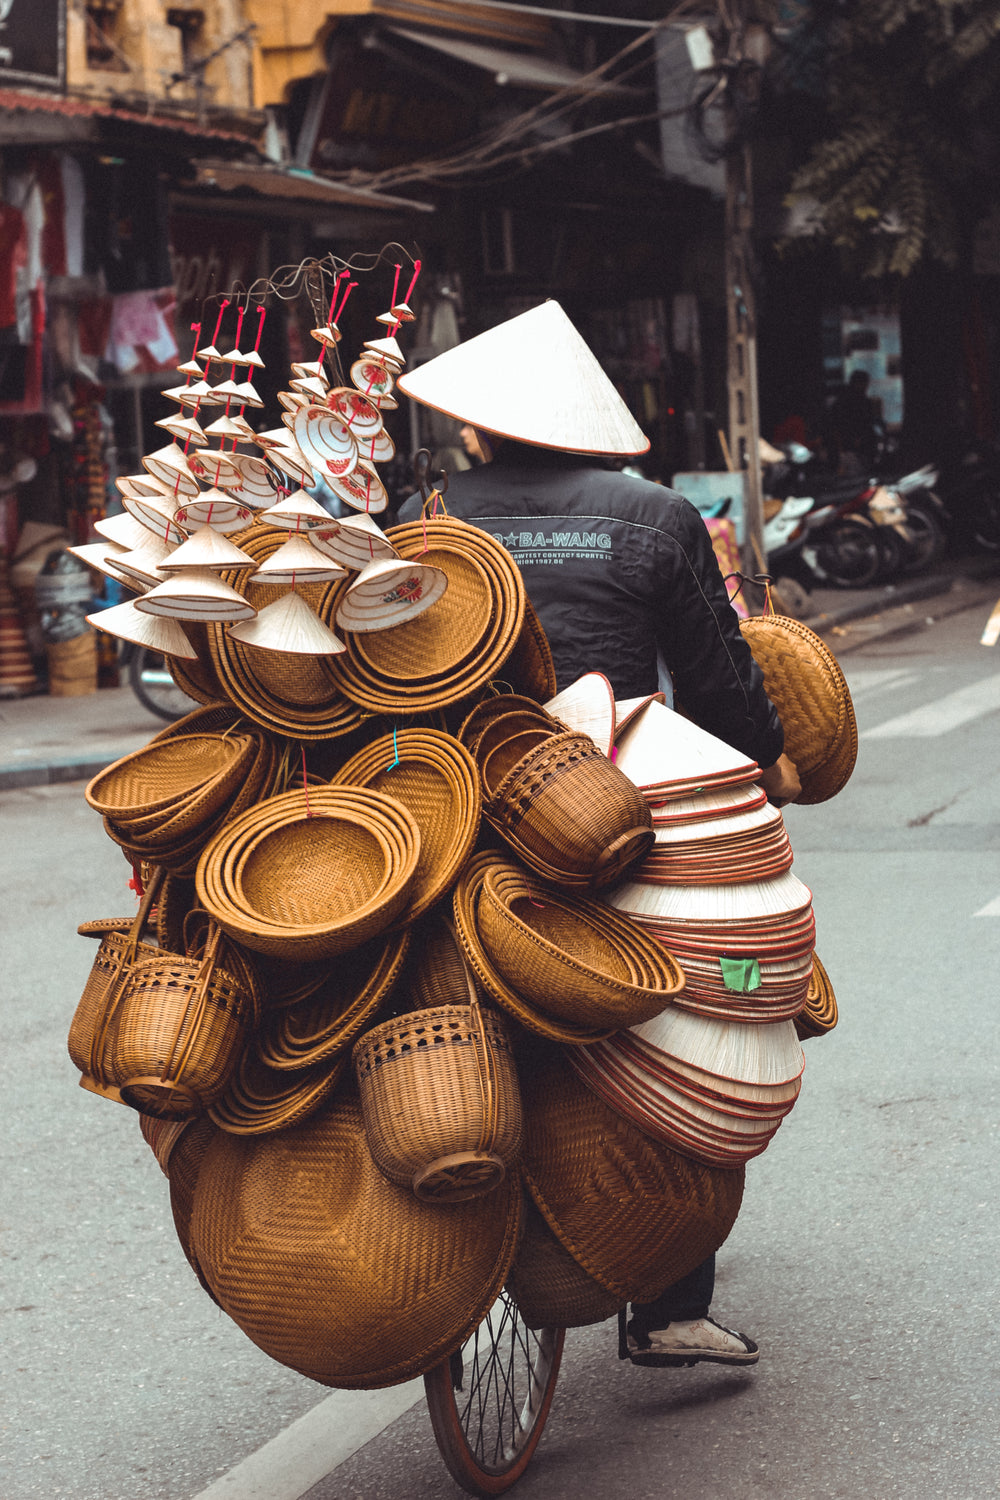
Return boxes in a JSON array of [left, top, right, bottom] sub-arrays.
[[719, 956, 761, 993]]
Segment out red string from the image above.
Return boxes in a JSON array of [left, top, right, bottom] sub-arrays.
[[252, 304, 267, 353], [301, 746, 312, 816], [390, 263, 401, 306], [327, 270, 348, 324], [335, 280, 358, 322], [129, 865, 144, 898], [402, 260, 422, 304], [210, 298, 229, 349]]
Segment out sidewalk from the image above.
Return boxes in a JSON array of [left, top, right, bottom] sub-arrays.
[[2, 554, 998, 792]]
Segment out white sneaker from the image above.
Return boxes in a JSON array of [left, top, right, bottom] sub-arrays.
[[627, 1315, 760, 1368]]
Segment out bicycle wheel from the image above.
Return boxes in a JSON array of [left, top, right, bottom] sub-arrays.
[[424, 1291, 565, 1497], [129, 647, 198, 721]]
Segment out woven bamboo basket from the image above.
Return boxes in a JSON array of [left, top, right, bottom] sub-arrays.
[[208, 1047, 346, 1135], [519, 1046, 746, 1302], [111, 922, 257, 1118], [190, 1090, 523, 1389], [795, 952, 838, 1039], [451, 853, 613, 1046], [506, 1195, 624, 1331], [476, 863, 684, 1029], [353, 998, 522, 1203], [85, 734, 249, 821], [68, 870, 164, 1102], [485, 730, 654, 889], [331, 729, 481, 925], [740, 613, 858, 804], [501, 598, 557, 702]]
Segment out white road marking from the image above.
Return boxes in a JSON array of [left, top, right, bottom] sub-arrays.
[[862, 674, 1000, 738], [189, 1380, 424, 1500], [974, 893, 1000, 917], [843, 668, 919, 699]]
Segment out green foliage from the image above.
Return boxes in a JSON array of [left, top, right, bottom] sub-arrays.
[[781, 0, 1000, 275]]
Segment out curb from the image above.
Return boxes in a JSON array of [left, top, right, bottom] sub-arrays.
[[0, 750, 148, 792]]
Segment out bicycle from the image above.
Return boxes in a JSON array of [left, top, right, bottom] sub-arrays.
[[124, 642, 198, 721], [424, 1290, 565, 1496]]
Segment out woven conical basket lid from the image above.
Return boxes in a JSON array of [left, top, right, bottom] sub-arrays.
[[740, 614, 857, 804], [519, 1047, 744, 1302], [189, 1089, 522, 1388], [397, 301, 650, 456]]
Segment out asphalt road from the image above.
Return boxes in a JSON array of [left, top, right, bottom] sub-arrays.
[[2, 598, 999, 1500]]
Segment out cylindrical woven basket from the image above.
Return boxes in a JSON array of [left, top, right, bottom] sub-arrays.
[[111, 923, 257, 1118], [485, 731, 654, 889], [352, 999, 522, 1203], [68, 870, 164, 1101], [519, 1045, 745, 1302]]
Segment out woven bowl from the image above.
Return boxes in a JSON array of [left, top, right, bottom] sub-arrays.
[[506, 1195, 624, 1331], [520, 1045, 746, 1302], [353, 1001, 523, 1203], [485, 730, 654, 889], [190, 1089, 522, 1388], [795, 952, 838, 1039], [209, 1047, 347, 1135], [477, 864, 684, 1029], [501, 599, 557, 702], [85, 734, 248, 821], [740, 613, 858, 804], [331, 730, 481, 925], [451, 854, 613, 1046]]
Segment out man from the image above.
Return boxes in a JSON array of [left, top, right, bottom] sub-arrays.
[[397, 301, 799, 1369]]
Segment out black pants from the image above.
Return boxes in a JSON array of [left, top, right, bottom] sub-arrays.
[[629, 1254, 715, 1333]]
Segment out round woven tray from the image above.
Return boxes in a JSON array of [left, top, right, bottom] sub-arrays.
[[500, 598, 557, 702], [256, 929, 410, 1070], [519, 1045, 746, 1302], [328, 519, 526, 713], [740, 613, 857, 804], [505, 1194, 624, 1331], [190, 1088, 522, 1388], [208, 1046, 347, 1135], [331, 729, 481, 924], [85, 734, 248, 821]]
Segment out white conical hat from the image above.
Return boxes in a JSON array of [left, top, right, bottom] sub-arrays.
[[260, 493, 331, 529], [613, 699, 758, 793], [134, 568, 256, 622], [631, 1010, 805, 1087], [226, 589, 346, 656], [94, 511, 156, 550], [161, 525, 256, 571], [155, 412, 208, 446], [251, 532, 346, 583], [308, 513, 399, 570], [397, 301, 650, 456], [334, 557, 448, 632], [544, 673, 615, 755], [68, 541, 137, 590], [113, 537, 175, 586], [87, 600, 198, 657], [173, 488, 254, 534]]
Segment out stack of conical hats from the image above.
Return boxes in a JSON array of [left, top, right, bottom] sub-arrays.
[[561, 697, 818, 1167]]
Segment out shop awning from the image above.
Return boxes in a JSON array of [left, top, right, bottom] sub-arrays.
[[192, 159, 434, 212], [0, 88, 256, 145], [386, 27, 635, 93]]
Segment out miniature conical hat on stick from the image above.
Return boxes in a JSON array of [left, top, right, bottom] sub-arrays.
[[251, 532, 346, 583], [135, 568, 256, 622], [173, 488, 254, 533], [544, 673, 615, 755], [113, 536, 176, 586], [187, 446, 244, 488], [203, 415, 248, 440], [334, 557, 448, 632], [253, 427, 297, 451], [119, 487, 188, 544], [68, 541, 137, 590], [397, 301, 649, 456], [142, 445, 200, 496], [363, 335, 404, 366], [232, 380, 263, 408], [155, 412, 208, 446], [87, 599, 198, 657], [161, 525, 256, 572], [227, 588, 346, 655], [327, 388, 384, 436], [289, 375, 329, 402], [351, 357, 395, 400], [328, 462, 388, 515], [162, 380, 211, 408], [291, 360, 326, 381], [260, 492, 332, 529], [309, 513, 399, 570], [266, 442, 314, 485], [220, 346, 252, 367], [227, 453, 279, 508], [613, 699, 758, 794], [176, 358, 204, 376]]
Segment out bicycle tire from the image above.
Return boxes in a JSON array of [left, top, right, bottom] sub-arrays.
[[129, 647, 197, 722], [898, 499, 946, 575], [424, 1291, 565, 1497]]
